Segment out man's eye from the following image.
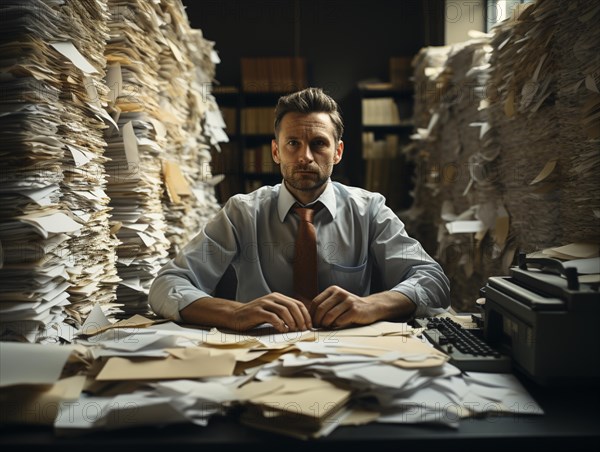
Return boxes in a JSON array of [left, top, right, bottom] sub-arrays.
[[287, 140, 298, 146]]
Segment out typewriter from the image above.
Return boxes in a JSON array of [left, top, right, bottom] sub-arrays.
[[483, 253, 600, 385]]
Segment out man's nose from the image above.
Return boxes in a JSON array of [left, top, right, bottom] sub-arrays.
[[298, 144, 314, 163]]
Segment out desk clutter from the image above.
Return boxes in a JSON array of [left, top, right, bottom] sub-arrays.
[[0, 308, 543, 439]]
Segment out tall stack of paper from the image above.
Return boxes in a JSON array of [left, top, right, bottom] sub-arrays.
[[399, 46, 450, 255], [103, 0, 172, 316], [50, 0, 120, 324], [488, 1, 564, 256], [0, 0, 81, 342], [103, 0, 225, 316], [153, 2, 223, 257], [180, 29, 223, 249], [431, 36, 500, 311], [406, 0, 599, 312], [0, 0, 230, 334], [555, 1, 600, 243]]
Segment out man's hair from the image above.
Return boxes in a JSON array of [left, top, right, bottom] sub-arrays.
[[274, 87, 344, 142]]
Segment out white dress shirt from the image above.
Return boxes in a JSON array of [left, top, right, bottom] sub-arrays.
[[149, 181, 450, 321]]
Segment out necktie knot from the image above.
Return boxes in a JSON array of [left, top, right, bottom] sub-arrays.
[[294, 205, 315, 223]]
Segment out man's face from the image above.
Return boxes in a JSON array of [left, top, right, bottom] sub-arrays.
[[272, 112, 343, 199]]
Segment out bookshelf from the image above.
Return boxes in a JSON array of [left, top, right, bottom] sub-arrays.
[[240, 90, 281, 193], [211, 86, 243, 203], [359, 82, 415, 212]]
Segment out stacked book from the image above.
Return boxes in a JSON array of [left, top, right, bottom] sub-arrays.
[[241, 57, 307, 93]]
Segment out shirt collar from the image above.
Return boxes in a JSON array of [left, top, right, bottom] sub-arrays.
[[277, 179, 337, 222]]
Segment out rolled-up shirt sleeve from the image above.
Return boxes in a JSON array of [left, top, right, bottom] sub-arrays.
[[149, 201, 240, 321], [368, 195, 450, 318]]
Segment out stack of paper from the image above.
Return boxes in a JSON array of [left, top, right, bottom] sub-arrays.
[[488, 1, 563, 255], [240, 376, 353, 439], [405, 38, 510, 311], [431, 37, 506, 311], [1, 0, 229, 337], [102, 0, 171, 317], [554, 1, 600, 244], [103, 0, 226, 316], [407, 0, 599, 312], [0, 0, 81, 342], [153, 4, 224, 257], [399, 46, 451, 255], [49, 0, 121, 323]]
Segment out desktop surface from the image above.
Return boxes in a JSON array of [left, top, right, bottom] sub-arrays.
[[2, 371, 598, 452]]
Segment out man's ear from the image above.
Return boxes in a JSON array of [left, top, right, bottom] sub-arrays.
[[271, 139, 280, 164], [333, 140, 344, 164]]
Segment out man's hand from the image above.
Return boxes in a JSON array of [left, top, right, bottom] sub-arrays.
[[181, 293, 312, 333], [309, 286, 416, 329], [309, 286, 374, 328], [231, 293, 312, 332]]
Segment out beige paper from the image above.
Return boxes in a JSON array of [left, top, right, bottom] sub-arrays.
[[335, 336, 448, 368], [313, 321, 415, 339], [493, 205, 510, 248], [544, 243, 599, 259], [95, 350, 236, 381], [234, 378, 287, 401], [250, 377, 351, 420], [162, 159, 192, 204]]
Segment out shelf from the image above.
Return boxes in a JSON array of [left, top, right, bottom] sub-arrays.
[[212, 85, 240, 95], [358, 82, 413, 98], [359, 79, 415, 212], [362, 124, 414, 132]]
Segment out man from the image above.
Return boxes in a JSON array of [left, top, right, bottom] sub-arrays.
[[149, 87, 450, 332]]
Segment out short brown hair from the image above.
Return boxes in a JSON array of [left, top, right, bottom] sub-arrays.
[[274, 87, 344, 141]]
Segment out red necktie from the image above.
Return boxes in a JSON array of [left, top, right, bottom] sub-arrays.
[[293, 204, 319, 304]]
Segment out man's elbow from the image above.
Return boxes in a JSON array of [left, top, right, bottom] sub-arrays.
[[148, 276, 175, 321]]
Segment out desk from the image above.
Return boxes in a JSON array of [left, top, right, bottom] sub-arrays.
[[2, 372, 598, 452]]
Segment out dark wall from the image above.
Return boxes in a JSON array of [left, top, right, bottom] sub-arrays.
[[182, 0, 444, 186]]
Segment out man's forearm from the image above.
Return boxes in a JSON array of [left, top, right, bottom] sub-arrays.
[[180, 297, 241, 329], [366, 290, 417, 322]]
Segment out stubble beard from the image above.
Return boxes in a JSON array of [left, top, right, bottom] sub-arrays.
[[284, 164, 332, 192]]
